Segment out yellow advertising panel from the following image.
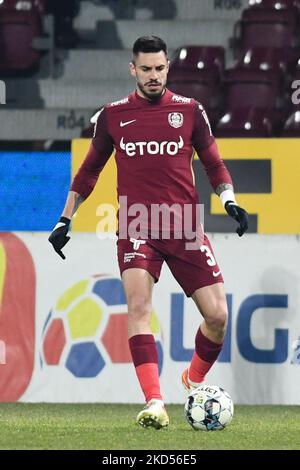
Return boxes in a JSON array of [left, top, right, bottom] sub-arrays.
[[211, 139, 300, 234], [71, 139, 118, 233], [72, 139, 300, 234]]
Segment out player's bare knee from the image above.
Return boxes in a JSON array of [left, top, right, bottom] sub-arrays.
[[206, 304, 228, 334], [127, 296, 152, 322], [215, 310, 228, 333]]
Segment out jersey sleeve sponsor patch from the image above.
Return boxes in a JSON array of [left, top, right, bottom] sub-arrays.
[[109, 97, 129, 107], [171, 94, 191, 104]]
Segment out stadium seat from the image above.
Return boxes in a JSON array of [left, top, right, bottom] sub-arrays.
[[168, 80, 217, 112], [0, 0, 44, 71], [215, 107, 273, 137], [249, 0, 299, 5], [169, 46, 225, 84], [234, 47, 288, 75], [281, 109, 300, 136], [233, 46, 290, 91], [233, 7, 298, 59], [242, 7, 298, 30], [248, 0, 300, 14], [168, 47, 225, 125], [168, 73, 220, 124], [167, 69, 221, 107], [220, 69, 286, 134], [1, 0, 46, 9], [0, 0, 45, 16], [223, 69, 282, 109]]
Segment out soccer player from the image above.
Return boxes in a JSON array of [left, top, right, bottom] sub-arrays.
[[49, 36, 248, 430]]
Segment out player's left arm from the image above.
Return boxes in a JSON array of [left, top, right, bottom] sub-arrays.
[[208, 149, 249, 237], [192, 102, 249, 237]]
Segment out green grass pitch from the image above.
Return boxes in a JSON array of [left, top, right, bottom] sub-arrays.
[[0, 404, 299, 450]]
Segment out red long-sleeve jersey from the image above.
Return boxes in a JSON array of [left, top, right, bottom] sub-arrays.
[[71, 89, 232, 233]]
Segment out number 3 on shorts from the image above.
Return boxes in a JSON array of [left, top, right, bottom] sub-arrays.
[[200, 245, 216, 267]]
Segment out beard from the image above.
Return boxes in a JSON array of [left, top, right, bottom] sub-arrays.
[[137, 80, 166, 101]]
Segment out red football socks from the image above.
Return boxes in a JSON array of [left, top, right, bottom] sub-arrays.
[[129, 334, 162, 402], [189, 327, 223, 384]]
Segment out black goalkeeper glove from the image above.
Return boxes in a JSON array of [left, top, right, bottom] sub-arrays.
[[225, 201, 249, 237], [48, 216, 71, 260]]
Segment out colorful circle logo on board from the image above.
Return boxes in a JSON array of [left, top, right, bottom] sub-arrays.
[[40, 275, 163, 377]]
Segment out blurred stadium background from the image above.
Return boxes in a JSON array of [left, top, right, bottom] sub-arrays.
[[0, 0, 300, 449]]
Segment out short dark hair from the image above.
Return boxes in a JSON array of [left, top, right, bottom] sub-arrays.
[[132, 36, 168, 58]]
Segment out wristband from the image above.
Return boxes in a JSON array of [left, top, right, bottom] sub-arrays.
[[220, 189, 237, 207]]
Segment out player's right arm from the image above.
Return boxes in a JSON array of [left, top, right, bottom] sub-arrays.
[[48, 107, 114, 259]]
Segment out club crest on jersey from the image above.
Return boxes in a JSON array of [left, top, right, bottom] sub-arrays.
[[168, 112, 183, 128]]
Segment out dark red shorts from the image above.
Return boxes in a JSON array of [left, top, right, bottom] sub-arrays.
[[117, 234, 223, 297]]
